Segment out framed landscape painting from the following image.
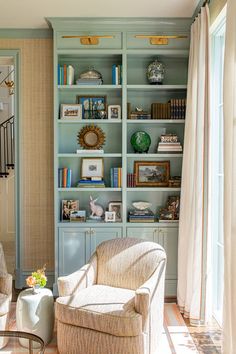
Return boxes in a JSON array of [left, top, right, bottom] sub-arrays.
[[134, 161, 170, 187]]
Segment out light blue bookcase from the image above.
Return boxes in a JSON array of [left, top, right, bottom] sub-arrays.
[[48, 17, 191, 297]]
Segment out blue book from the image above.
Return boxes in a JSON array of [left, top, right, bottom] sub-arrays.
[[113, 167, 118, 188], [66, 169, 72, 188], [112, 64, 116, 85], [110, 168, 114, 187]]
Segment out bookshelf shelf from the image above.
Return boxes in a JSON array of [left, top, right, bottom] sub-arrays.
[[58, 119, 122, 124], [126, 187, 181, 192], [58, 85, 122, 90], [127, 84, 187, 91], [126, 119, 185, 124], [127, 153, 183, 158], [58, 187, 122, 192], [58, 153, 122, 158]]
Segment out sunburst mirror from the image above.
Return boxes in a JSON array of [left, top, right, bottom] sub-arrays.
[[77, 125, 106, 150]]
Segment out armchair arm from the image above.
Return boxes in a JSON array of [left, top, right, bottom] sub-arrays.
[[135, 258, 166, 331], [0, 273, 12, 296], [58, 253, 97, 297]]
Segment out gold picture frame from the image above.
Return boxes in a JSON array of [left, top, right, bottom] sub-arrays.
[[134, 161, 170, 187]]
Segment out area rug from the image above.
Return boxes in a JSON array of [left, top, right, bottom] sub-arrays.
[[0, 303, 198, 353]]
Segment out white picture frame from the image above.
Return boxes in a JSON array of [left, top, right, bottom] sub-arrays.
[[60, 104, 82, 120], [81, 158, 104, 179], [108, 201, 122, 222], [108, 105, 121, 120], [105, 211, 116, 222]]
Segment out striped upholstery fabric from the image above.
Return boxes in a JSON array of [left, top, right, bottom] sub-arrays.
[[96, 238, 165, 290], [56, 284, 142, 336], [56, 238, 166, 354], [0, 243, 12, 349]]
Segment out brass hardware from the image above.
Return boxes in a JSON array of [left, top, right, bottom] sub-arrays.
[[135, 35, 187, 46], [62, 35, 114, 46]]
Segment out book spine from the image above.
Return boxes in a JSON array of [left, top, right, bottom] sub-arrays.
[[110, 168, 114, 188], [114, 168, 118, 188], [112, 64, 116, 85], [58, 168, 63, 187], [58, 64, 61, 85], [63, 64, 67, 85], [67, 169, 72, 188], [62, 168, 68, 188], [60, 67, 64, 86], [115, 66, 119, 85]]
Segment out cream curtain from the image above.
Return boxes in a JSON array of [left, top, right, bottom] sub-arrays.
[[177, 5, 211, 325], [223, 0, 236, 352]]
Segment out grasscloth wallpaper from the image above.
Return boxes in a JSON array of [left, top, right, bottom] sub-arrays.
[[0, 38, 54, 271]]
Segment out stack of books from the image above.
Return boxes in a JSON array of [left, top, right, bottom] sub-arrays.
[[110, 167, 122, 188], [76, 78, 103, 85], [112, 64, 122, 85], [58, 64, 75, 85], [128, 209, 155, 223], [58, 168, 72, 188], [77, 177, 105, 188], [129, 111, 151, 120], [157, 134, 183, 152], [151, 102, 171, 119]]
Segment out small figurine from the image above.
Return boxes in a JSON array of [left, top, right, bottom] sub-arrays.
[[89, 196, 104, 219]]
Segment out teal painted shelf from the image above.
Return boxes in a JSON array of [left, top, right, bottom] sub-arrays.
[[126, 49, 189, 57], [127, 187, 181, 192], [57, 222, 124, 227], [127, 153, 183, 158], [58, 119, 122, 124], [127, 119, 185, 124], [127, 222, 179, 227], [58, 188, 122, 192], [57, 49, 123, 55], [127, 84, 187, 91], [58, 153, 122, 158], [58, 85, 122, 90]]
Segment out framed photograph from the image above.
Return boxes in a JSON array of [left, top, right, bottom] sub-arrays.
[[159, 209, 175, 221], [61, 200, 79, 221], [81, 158, 104, 179], [77, 95, 107, 119], [108, 201, 122, 222], [105, 211, 116, 222], [108, 105, 121, 120], [70, 210, 86, 222], [134, 161, 170, 187], [60, 104, 82, 120]]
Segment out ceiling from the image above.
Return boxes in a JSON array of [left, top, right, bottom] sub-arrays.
[[0, 0, 199, 29]]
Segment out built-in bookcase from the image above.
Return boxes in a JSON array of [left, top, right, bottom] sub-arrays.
[[49, 17, 191, 297]]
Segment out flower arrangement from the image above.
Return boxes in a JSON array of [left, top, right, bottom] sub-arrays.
[[26, 264, 47, 288]]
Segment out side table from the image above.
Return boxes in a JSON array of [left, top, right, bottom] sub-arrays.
[[16, 288, 54, 348]]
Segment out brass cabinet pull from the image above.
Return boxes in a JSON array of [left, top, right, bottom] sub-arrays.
[[135, 35, 187, 45], [62, 35, 114, 45]]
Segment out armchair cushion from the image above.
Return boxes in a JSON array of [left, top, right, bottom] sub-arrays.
[[0, 294, 11, 316], [56, 284, 142, 337]]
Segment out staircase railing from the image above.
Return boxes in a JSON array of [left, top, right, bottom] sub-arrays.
[[0, 115, 14, 177]]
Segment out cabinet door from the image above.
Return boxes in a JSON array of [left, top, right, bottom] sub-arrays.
[[89, 227, 122, 256], [58, 227, 90, 276], [156, 227, 178, 281], [126, 227, 156, 241]]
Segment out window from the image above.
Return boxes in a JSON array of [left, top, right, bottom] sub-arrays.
[[210, 5, 226, 326]]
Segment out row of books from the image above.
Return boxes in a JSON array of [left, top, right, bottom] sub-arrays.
[[58, 64, 75, 85], [110, 167, 122, 188], [127, 173, 136, 187], [58, 168, 72, 188], [128, 209, 155, 223], [77, 178, 105, 188], [112, 64, 122, 85], [150, 99, 186, 120]]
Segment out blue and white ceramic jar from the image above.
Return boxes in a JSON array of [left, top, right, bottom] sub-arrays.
[[147, 59, 165, 84]]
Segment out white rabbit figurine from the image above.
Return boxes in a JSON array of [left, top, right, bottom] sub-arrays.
[[89, 196, 104, 219]]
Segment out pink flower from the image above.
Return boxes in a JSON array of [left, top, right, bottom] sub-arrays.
[[26, 276, 36, 287]]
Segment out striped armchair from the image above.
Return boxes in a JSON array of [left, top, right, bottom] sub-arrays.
[[0, 243, 12, 349], [56, 238, 166, 354]]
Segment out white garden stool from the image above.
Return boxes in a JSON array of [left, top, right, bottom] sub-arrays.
[[16, 288, 54, 348]]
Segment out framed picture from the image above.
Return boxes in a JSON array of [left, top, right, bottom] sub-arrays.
[[159, 209, 175, 221], [108, 105, 121, 120], [81, 158, 104, 179], [60, 104, 82, 120], [108, 201, 122, 222], [61, 200, 79, 221], [77, 95, 107, 119], [105, 211, 116, 222], [70, 210, 86, 222], [134, 161, 170, 187]]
